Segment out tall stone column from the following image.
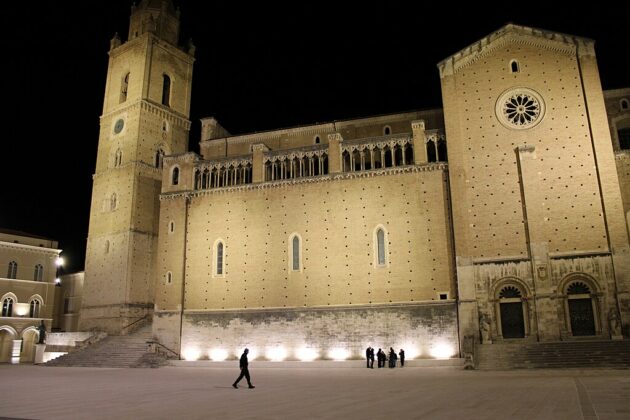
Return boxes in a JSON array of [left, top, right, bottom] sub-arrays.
[[252, 144, 269, 183], [327, 133, 343, 173]]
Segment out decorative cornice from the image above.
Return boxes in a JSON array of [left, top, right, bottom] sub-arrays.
[[160, 163, 448, 200], [164, 152, 199, 164], [93, 161, 162, 180], [101, 99, 191, 130], [472, 255, 529, 265], [411, 120, 426, 131], [548, 250, 611, 259], [265, 143, 328, 158], [0, 241, 60, 256]]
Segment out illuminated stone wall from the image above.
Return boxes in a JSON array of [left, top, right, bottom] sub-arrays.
[[179, 302, 458, 361], [440, 24, 630, 342]]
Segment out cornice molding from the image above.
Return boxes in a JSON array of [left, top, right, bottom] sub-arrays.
[[0, 241, 60, 256], [101, 99, 191, 130]]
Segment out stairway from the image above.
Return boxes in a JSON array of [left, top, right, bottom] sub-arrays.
[[476, 339, 630, 370], [44, 325, 153, 368]]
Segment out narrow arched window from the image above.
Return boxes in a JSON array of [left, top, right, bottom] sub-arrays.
[[155, 149, 165, 168], [169, 221, 175, 233], [33, 264, 43, 282], [172, 167, 179, 185], [384, 126, 391, 135], [621, 99, 629, 110], [7, 261, 17, 279], [290, 234, 301, 271], [216, 242, 224, 275], [166, 272, 172, 284], [510, 60, 520, 73], [120, 72, 129, 103], [377, 229, 386, 265], [314, 136, 320, 144], [162, 74, 171, 107], [29, 299, 41, 318], [2, 297, 13, 317]]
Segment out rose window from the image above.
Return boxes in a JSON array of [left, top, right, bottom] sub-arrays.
[[496, 88, 545, 130]]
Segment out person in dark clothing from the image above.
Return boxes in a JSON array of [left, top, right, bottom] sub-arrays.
[[377, 348, 384, 368], [365, 346, 371, 368], [399, 349, 405, 367], [368, 347, 375, 368], [232, 348, 255, 389], [388, 347, 397, 368]]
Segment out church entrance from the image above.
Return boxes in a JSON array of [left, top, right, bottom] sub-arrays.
[[566, 281, 596, 337], [500, 302, 525, 338]]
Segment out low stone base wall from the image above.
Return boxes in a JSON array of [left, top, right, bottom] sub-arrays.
[[179, 301, 458, 362]]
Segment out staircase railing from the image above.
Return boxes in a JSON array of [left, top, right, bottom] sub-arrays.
[[147, 340, 180, 359], [120, 314, 150, 335]]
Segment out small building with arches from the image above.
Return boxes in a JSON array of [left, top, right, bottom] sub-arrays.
[[0, 229, 61, 363]]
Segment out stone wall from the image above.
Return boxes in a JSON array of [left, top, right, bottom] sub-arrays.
[[179, 302, 458, 361]]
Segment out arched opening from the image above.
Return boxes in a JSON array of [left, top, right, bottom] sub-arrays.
[[426, 140, 437, 162], [567, 281, 596, 336], [437, 139, 448, 162], [215, 241, 224, 276], [29, 299, 41, 318], [2, 297, 14, 317], [20, 329, 38, 363], [34, 264, 43, 282], [384, 146, 393, 167], [383, 126, 391, 135], [510, 60, 520, 73], [374, 226, 387, 267], [162, 74, 171, 107], [7, 261, 17, 279], [498, 285, 525, 338], [621, 99, 629, 111], [155, 149, 165, 168], [290, 234, 301, 271], [120, 72, 129, 103], [0, 328, 16, 363], [314, 136, 320, 144], [352, 149, 361, 171], [166, 272, 172, 284], [404, 143, 414, 164], [342, 151, 351, 172], [618, 127, 630, 150], [171, 167, 179, 186]]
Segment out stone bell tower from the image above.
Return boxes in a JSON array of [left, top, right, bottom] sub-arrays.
[[81, 0, 195, 334]]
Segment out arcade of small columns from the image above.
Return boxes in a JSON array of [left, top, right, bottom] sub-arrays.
[[189, 121, 447, 191]]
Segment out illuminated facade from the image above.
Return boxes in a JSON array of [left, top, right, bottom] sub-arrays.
[[0, 229, 61, 363], [83, 1, 630, 361]]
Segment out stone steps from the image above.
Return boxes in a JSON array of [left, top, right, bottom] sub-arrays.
[[476, 340, 630, 370], [44, 326, 153, 368]]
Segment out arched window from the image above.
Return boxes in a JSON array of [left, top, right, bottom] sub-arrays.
[[510, 60, 520, 73], [7, 261, 17, 279], [214, 241, 225, 276], [162, 74, 171, 107], [120, 72, 129, 103], [374, 226, 388, 267], [29, 299, 41, 318], [166, 271, 172, 284], [566, 281, 596, 336], [314, 136, 320, 144], [618, 128, 630, 150], [2, 297, 14, 317], [33, 264, 43, 282], [110, 193, 117, 211], [171, 167, 179, 185], [383, 126, 391, 135], [437, 139, 448, 162], [621, 99, 629, 111], [169, 221, 175, 233], [289, 234, 302, 271], [155, 149, 165, 168]]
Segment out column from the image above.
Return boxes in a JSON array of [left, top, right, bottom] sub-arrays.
[[412, 120, 428, 164]]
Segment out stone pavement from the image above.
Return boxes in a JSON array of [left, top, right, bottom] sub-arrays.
[[1, 365, 629, 419]]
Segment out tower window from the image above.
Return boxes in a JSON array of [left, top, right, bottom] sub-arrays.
[[383, 126, 391, 135], [166, 272, 172, 284], [289, 234, 302, 271], [120, 72, 130, 103], [7, 261, 17, 279], [314, 136, 320, 144], [510, 60, 520, 73], [621, 99, 629, 111], [34, 264, 43, 282], [171, 167, 180, 185], [169, 221, 175, 233], [162, 74, 171, 107]]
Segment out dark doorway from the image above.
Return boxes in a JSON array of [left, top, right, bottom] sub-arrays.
[[500, 302, 525, 338], [568, 299, 596, 336]]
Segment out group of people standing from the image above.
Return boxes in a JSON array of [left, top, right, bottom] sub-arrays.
[[365, 347, 405, 368]]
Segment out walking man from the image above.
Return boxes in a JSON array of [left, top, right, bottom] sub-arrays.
[[399, 348, 405, 367], [365, 346, 371, 368], [232, 348, 255, 389], [368, 347, 375, 368]]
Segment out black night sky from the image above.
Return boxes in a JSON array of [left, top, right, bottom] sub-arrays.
[[1, 1, 628, 272]]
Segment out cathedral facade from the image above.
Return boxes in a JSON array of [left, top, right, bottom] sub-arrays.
[[81, 0, 630, 361]]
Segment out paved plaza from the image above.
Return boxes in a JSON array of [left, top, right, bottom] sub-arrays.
[[1, 365, 629, 419]]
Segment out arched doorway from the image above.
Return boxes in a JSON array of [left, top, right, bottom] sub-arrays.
[[0, 327, 16, 363], [20, 328, 39, 363], [566, 282, 596, 336], [498, 285, 526, 339]]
